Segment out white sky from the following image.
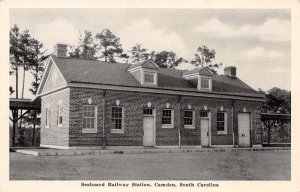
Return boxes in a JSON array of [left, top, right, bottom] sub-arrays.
[[9, 9, 291, 99]]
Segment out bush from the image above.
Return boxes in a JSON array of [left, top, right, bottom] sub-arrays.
[[10, 126, 40, 147]]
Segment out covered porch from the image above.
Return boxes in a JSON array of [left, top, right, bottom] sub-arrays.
[[260, 113, 291, 147], [10, 98, 41, 147]]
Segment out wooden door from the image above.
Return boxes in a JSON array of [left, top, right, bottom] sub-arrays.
[[201, 119, 210, 147], [143, 116, 154, 146], [238, 113, 251, 147]]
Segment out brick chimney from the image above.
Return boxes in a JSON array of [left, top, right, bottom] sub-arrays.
[[224, 66, 237, 78], [54, 43, 67, 58]]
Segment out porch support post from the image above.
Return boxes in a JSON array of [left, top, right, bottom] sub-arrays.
[[102, 90, 107, 149], [231, 100, 235, 147], [11, 109, 17, 147], [267, 120, 271, 144], [32, 110, 37, 146], [178, 96, 182, 149]]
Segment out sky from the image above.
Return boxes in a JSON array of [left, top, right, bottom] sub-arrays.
[[9, 9, 291, 99]]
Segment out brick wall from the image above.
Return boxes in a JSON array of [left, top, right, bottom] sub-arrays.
[[40, 88, 70, 147], [233, 100, 262, 145], [66, 87, 262, 147], [69, 88, 104, 146], [181, 97, 234, 146]]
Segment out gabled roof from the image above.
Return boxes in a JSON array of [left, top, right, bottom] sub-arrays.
[[182, 66, 215, 76], [128, 59, 159, 70], [49, 55, 263, 98]]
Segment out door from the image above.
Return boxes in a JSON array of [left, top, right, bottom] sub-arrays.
[[143, 115, 155, 147], [238, 113, 251, 147], [201, 118, 210, 147]]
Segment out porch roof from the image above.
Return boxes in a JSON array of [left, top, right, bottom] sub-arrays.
[[260, 113, 291, 121], [10, 98, 41, 111]]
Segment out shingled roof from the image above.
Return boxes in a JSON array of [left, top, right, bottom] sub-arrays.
[[51, 55, 262, 97]]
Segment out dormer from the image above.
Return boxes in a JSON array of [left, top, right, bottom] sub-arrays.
[[182, 67, 214, 92], [128, 60, 159, 86]]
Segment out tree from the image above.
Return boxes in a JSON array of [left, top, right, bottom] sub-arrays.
[[9, 71, 15, 95], [9, 86, 15, 95], [28, 39, 49, 95], [20, 30, 33, 100], [10, 25, 36, 146], [153, 51, 187, 69], [69, 31, 97, 60], [191, 45, 222, 69], [27, 38, 48, 146], [261, 87, 291, 114], [10, 25, 22, 99], [130, 44, 149, 63], [95, 29, 125, 62]]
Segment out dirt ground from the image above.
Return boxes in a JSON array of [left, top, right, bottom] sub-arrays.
[[9, 150, 290, 180]]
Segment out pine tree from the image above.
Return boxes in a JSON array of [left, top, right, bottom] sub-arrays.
[[95, 29, 125, 62]]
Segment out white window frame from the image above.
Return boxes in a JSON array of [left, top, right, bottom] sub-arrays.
[[82, 105, 97, 133], [200, 77, 211, 89], [141, 69, 157, 86], [57, 106, 63, 127], [143, 108, 154, 116], [111, 106, 125, 133], [217, 112, 227, 134], [162, 109, 174, 128], [184, 110, 195, 129], [45, 108, 50, 128], [144, 71, 155, 84]]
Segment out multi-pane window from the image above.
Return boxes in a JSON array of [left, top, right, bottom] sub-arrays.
[[82, 105, 97, 131], [201, 77, 210, 89], [144, 72, 155, 84], [45, 108, 50, 128], [184, 110, 194, 126], [200, 111, 208, 118], [143, 108, 153, 116], [217, 112, 226, 133], [57, 106, 63, 127], [112, 106, 123, 130], [162, 109, 173, 128]]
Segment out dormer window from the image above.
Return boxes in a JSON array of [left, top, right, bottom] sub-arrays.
[[200, 77, 211, 89], [127, 60, 159, 87], [182, 67, 214, 92], [144, 71, 155, 84]]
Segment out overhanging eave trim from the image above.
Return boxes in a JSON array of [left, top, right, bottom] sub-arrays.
[[67, 82, 265, 102]]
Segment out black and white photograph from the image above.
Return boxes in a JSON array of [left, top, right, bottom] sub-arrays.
[[1, 0, 299, 191]]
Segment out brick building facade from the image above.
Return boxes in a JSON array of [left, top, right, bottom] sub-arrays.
[[36, 44, 264, 149]]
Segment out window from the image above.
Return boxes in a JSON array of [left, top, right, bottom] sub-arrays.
[[111, 106, 124, 133], [57, 106, 63, 127], [201, 77, 210, 89], [217, 112, 227, 134], [184, 110, 195, 128], [200, 111, 208, 118], [45, 108, 50, 128], [143, 108, 153, 116], [162, 109, 174, 128], [82, 105, 97, 133], [144, 72, 155, 84]]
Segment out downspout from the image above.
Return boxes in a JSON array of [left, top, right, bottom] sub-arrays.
[[178, 96, 182, 149], [231, 100, 235, 148], [102, 90, 107, 149]]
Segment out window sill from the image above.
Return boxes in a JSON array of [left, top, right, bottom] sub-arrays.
[[45, 126, 49, 129], [198, 88, 212, 92], [142, 83, 157, 87], [217, 131, 227, 135], [82, 129, 97, 133], [162, 125, 174, 129], [184, 125, 195, 129], [111, 129, 125, 134], [57, 124, 62, 128]]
